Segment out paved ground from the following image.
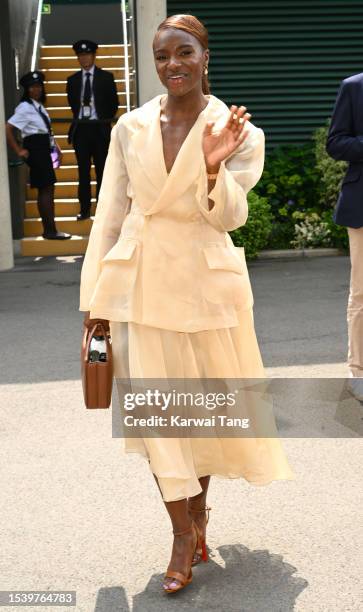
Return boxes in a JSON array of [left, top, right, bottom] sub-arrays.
[[0, 254, 362, 612]]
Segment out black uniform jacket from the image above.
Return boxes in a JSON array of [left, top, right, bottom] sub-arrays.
[[326, 72, 363, 228], [66, 65, 119, 143]]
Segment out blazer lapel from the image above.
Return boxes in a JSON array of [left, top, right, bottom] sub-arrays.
[[131, 96, 168, 192], [130, 95, 224, 216], [92, 65, 102, 93], [77, 71, 83, 92], [73, 71, 82, 116], [92, 66, 101, 114], [144, 96, 214, 216]]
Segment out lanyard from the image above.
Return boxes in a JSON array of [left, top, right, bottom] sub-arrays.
[[81, 71, 93, 119]]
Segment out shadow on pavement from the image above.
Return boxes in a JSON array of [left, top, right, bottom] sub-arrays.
[[94, 544, 308, 611], [1, 255, 350, 384], [95, 586, 129, 611]]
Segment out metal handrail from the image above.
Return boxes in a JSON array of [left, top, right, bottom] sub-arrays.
[[121, 0, 131, 112], [31, 0, 43, 71]]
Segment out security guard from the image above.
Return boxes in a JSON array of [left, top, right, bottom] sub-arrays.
[[67, 40, 119, 220], [6, 71, 71, 240]]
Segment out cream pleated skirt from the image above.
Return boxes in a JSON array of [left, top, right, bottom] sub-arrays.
[[110, 308, 294, 502]]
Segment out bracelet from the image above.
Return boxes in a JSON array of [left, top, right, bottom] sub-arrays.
[[207, 171, 219, 180]]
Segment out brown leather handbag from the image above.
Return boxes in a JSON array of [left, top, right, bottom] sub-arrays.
[[81, 321, 113, 409]]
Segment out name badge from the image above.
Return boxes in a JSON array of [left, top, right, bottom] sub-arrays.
[[82, 105, 91, 119]]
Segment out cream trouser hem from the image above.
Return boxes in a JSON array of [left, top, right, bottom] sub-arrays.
[[347, 227, 363, 377]]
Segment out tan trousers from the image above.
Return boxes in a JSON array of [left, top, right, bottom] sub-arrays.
[[347, 227, 363, 377]]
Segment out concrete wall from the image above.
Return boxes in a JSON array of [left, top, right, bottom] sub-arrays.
[[42, 3, 124, 45], [0, 0, 38, 240], [0, 0, 39, 115], [8, 0, 40, 81], [136, 0, 167, 104], [0, 39, 14, 270]]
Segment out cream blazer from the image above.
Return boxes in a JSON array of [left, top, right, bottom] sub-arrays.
[[79, 94, 265, 332]]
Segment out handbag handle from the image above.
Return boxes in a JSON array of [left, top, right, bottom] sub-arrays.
[[83, 322, 111, 364]]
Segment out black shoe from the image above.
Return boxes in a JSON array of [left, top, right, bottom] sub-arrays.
[[77, 213, 91, 221], [42, 231, 72, 240]]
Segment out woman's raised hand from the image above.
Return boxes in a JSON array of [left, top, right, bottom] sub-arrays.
[[202, 105, 251, 171]]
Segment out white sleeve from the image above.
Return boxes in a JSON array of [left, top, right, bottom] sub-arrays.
[[79, 120, 131, 311], [196, 125, 265, 232], [7, 103, 29, 131]]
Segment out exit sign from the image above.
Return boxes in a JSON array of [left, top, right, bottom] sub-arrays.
[[42, 4, 51, 14]]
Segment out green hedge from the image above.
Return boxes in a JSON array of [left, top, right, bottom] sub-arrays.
[[246, 124, 350, 253], [230, 191, 273, 259], [253, 142, 321, 249], [313, 122, 348, 209]]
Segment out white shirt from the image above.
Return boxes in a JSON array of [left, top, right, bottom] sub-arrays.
[[8, 101, 51, 138], [79, 64, 98, 120]]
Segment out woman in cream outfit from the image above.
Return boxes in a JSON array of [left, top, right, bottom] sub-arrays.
[[80, 14, 294, 594]]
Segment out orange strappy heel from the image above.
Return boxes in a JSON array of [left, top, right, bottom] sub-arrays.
[[163, 521, 198, 594], [188, 506, 211, 565]]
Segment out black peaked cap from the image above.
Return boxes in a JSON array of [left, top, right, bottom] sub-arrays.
[[20, 71, 45, 88], [72, 40, 98, 54]]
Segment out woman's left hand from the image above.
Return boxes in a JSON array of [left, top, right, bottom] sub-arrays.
[[202, 105, 251, 171], [56, 143, 63, 166]]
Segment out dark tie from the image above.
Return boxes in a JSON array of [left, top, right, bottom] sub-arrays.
[[83, 72, 91, 106], [37, 105, 52, 134]]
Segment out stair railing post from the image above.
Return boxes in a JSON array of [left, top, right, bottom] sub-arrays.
[[0, 40, 14, 270], [31, 0, 43, 71], [121, 0, 131, 112]]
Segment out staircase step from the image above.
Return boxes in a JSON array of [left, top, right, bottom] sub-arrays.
[[59, 150, 77, 164], [43, 68, 125, 80], [40, 56, 132, 69], [23, 43, 132, 257], [24, 216, 93, 237], [51, 122, 72, 136], [51, 111, 124, 135], [51, 135, 73, 149], [47, 106, 126, 119], [41, 44, 128, 57], [55, 166, 95, 181], [47, 107, 73, 119], [21, 235, 89, 256], [46, 91, 134, 107], [27, 182, 97, 199], [25, 200, 97, 218], [45, 79, 129, 94]]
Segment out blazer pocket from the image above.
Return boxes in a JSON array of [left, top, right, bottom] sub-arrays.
[[203, 245, 244, 274], [99, 239, 139, 296], [202, 245, 252, 306], [102, 238, 137, 262]]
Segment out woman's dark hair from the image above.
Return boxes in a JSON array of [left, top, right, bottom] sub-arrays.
[[157, 14, 210, 94], [21, 83, 46, 105]]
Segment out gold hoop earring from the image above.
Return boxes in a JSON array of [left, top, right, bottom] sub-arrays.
[[204, 66, 208, 75]]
